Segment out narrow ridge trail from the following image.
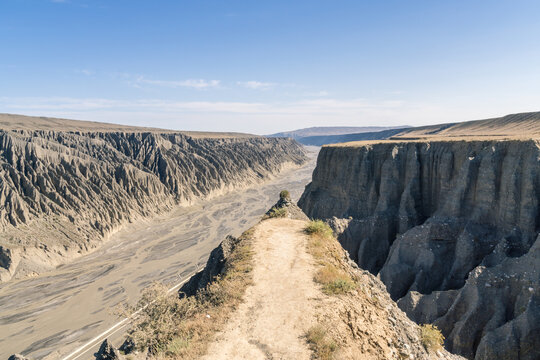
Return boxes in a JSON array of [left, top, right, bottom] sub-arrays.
[[202, 218, 321, 360]]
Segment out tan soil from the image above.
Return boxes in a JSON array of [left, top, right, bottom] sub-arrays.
[[202, 219, 321, 360], [200, 217, 463, 360]]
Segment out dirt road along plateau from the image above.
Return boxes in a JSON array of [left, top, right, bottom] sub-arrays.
[[0, 148, 317, 360]]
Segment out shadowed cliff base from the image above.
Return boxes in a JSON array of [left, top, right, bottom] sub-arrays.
[[299, 138, 540, 359], [0, 114, 307, 282]]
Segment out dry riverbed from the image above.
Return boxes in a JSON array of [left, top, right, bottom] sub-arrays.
[[0, 148, 317, 360]]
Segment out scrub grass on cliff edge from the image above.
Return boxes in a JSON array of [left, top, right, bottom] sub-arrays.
[[303, 220, 358, 359], [265, 206, 288, 219], [306, 325, 337, 360], [304, 220, 356, 296], [420, 324, 445, 352], [116, 227, 255, 358]]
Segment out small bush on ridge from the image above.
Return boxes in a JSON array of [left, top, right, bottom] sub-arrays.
[[304, 220, 333, 239], [266, 206, 288, 218], [279, 190, 290, 199], [306, 325, 337, 360], [420, 324, 445, 351], [314, 264, 356, 295]]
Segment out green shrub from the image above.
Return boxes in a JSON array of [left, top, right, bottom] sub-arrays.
[[279, 190, 290, 199], [306, 325, 337, 360], [324, 278, 356, 295], [267, 206, 288, 218], [117, 228, 256, 358], [167, 336, 189, 354], [304, 220, 333, 239], [115, 283, 197, 354], [420, 324, 445, 351], [314, 264, 356, 295]]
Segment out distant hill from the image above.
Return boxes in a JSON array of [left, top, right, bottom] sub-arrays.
[[284, 111, 540, 146], [297, 128, 406, 146], [267, 126, 409, 140], [393, 111, 540, 139], [0, 113, 254, 138]]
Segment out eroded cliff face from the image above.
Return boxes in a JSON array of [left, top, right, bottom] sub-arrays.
[[0, 129, 307, 281], [298, 140, 540, 359]]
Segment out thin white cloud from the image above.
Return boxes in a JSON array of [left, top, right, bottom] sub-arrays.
[[237, 81, 276, 90], [4, 95, 518, 134], [0, 96, 414, 116], [305, 91, 330, 97], [0, 97, 263, 113], [76, 69, 94, 76], [295, 98, 405, 111], [138, 78, 220, 89]]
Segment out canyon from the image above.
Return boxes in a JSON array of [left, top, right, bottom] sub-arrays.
[[0, 114, 307, 282], [2, 112, 539, 360], [299, 133, 540, 359], [0, 114, 316, 359], [88, 199, 463, 360]]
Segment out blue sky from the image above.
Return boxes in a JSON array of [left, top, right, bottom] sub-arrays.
[[1, 0, 539, 134]]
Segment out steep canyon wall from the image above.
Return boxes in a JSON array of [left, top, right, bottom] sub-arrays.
[[0, 129, 307, 281], [299, 140, 540, 360]]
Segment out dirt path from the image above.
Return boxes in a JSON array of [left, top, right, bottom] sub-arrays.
[[202, 218, 321, 360]]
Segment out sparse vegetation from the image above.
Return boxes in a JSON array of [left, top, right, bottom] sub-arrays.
[[314, 264, 356, 295], [304, 220, 356, 296], [117, 228, 255, 358], [266, 206, 288, 218], [420, 324, 445, 351], [306, 325, 337, 360], [304, 220, 334, 239], [167, 336, 189, 354], [279, 189, 290, 199]]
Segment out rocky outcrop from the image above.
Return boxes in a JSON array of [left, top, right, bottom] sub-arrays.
[[299, 140, 540, 359], [181, 192, 309, 297], [94, 339, 121, 360], [399, 234, 539, 360], [0, 129, 306, 281], [179, 234, 242, 297], [264, 192, 309, 221], [7, 355, 29, 360]]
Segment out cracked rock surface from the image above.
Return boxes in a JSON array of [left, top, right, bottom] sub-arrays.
[[0, 123, 307, 282], [299, 139, 540, 359]]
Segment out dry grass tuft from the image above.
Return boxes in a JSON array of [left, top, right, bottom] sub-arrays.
[[304, 220, 334, 239], [304, 220, 356, 296], [420, 324, 445, 351], [117, 228, 256, 358], [265, 206, 288, 219], [314, 264, 356, 295], [306, 325, 337, 360], [302, 219, 362, 356]]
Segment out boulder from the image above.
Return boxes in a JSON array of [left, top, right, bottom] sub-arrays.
[[8, 355, 29, 360], [94, 339, 120, 360]]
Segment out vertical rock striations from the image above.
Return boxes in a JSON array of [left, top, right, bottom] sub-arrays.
[[0, 129, 306, 282], [298, 140, 540, 359]]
